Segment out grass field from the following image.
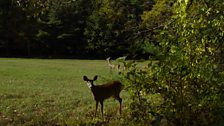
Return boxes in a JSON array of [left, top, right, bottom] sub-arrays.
[[0, 58, 130, 125]]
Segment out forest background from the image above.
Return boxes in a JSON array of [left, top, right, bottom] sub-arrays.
[[0, 0, 224, 125], [1, 0, 185, 59]]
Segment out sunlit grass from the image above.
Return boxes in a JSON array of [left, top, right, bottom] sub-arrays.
[[0, 58, 130, 125]]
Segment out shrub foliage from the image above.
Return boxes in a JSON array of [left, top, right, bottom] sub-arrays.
[[118, 0, 224, 125]]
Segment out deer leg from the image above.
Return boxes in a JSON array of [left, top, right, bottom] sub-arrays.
[[118, 97, 122, 114], [95, 101, 99, 117], [100, 101, 104, 117], [115, 96, 122, 114]]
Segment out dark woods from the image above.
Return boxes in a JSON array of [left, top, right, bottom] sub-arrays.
[[0, 0, 159, 59]]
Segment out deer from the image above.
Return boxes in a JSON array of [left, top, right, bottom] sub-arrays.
[[83, 75, 123, 117], [106, 57, 120, 71]]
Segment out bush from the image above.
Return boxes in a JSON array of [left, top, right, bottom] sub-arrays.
[[117, 0, 224, 125]]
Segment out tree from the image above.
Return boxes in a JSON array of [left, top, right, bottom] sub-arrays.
[[138, 0, 176, 59], [118, 0, 224, 125], [15, 0, 93, 58], [85, 0, 147, 58], [0, 0, 37, 57]]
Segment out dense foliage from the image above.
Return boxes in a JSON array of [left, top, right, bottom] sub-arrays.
[[117, 0, 224, 125], [0, 0, 172, 58], [1, 0, 93, 58]]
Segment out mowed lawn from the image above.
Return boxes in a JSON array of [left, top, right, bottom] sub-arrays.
[[0, 58, 129, 125]]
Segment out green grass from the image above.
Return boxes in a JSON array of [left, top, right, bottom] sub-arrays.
[[0, 58, 130, 125]]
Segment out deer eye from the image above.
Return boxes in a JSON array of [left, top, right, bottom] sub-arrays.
[[86, 81, 92, 88]]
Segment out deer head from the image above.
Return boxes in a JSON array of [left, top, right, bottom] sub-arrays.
[[83, 75, 97, 88]]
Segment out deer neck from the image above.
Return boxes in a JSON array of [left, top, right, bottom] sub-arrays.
[[91, 85, 97, 90], [107, 58, 113, 65], [90, 85, 99, 96]]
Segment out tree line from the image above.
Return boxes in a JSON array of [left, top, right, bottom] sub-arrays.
[[0, 0, 174, 59]]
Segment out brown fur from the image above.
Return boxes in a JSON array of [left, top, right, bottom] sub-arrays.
[[83, 75, 123, 117]]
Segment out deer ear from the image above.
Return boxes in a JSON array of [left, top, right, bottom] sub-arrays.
[[93, 75, 98, 81], [83, 76, 88, 81]]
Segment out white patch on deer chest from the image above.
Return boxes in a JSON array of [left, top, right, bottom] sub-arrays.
[[86, 81, 92, 88]]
